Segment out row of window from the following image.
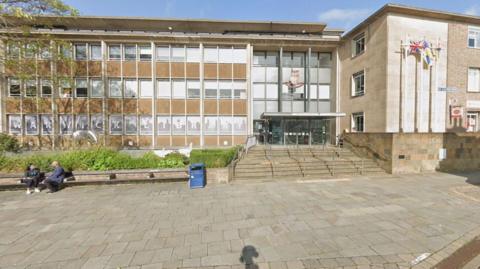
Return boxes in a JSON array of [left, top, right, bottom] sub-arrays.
[[8, 115, 247, 135], [8, 78, 247, 99], [252, 84, 330, 100], [8, 43, 247, 63], [252, 67, 331, 84], [253, 52, 332, 68]]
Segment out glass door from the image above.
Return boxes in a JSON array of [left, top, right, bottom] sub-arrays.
[[284, 119, 309, 145], [310, 119, 329, 145]]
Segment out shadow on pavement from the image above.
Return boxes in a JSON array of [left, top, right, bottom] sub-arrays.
[[240, 245, 259, 269]]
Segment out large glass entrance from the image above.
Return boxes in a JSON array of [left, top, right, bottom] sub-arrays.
[[284, 119, 309, 145]]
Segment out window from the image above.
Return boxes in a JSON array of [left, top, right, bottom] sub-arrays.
[[109, 79, 122, 97], [25, 115, 38, 135], [124, 45, 136, 61], [59, 44, 72, 59], [157, 116, 171, 134], [204, 80, 217, 99], [25, 80, 37, 97], [219, 81, 232, 99], [124, 115, 137, 134], [353, 33, 366, 56], [124, 79, 138, 98], [109, 45, 121, 60], [156, 46, 169, 61], [8, 42, 20, 58], [9, 115, 22, 134], [253, 51, 278, 67], [157, 79, 171, 98], [24, 43, 36, 58], [75, 79, 88, 97], [204, 116, 217, 134], [139, 116, 153, 135], [172, 80, 186, 99], [253, 84, 265, 99], [266, 84, 278, 99], [139, 45, 152, 61], [352, 112, 365, 132], [74, 44, 87, 60], [219, 116, 233, 134], [219, 47, 233, 63], [59, 115, 73, 134], [233, 117, 247, 134], [171, 46, 185, 62], [41, 115, 53, 134], [76, 115, 89, 131], [90, 79, 104, 97], [110, 115, 123, 135], [187, 116, 201, 134], [172, 116, 186, 134], [9, 78, 21, 96], [90, 44, 102, 60], [233, 48, 247, 63], [468, 27, 480, 48], [60, 79, 73, 97], [352, 71, 365, 96], [186, 47, 200, 62], [41, 79, 52, 96], [187, 80, 200, 98], [468, 68, 480, 92], [91, 115, 104, 132], [204, 47, 218, 63], [234, 81, 247, 99], [139, 79, 153, 98]]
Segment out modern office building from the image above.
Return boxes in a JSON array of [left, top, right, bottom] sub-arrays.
[[1, 4, 480, 149]]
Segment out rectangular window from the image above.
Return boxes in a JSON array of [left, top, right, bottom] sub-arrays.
[[253, 84, 265, 99], [204, 116, 217, 134], [157, 116, 171, 135], [352, 112, 365, 132], [157, 79, 171, 98], [75, 79, 88, 97], [233, 81, 247, 99], [41, 79, 52, 96], [8, 42, 20, 58], [41, 115, 53, 134], [25, 80, 37, 97], [156, 46, 169, 61], [204, 80, 217, 99], [219, 81, 232, 99], [266, 84, 278, 99], [25, 115, 38, 135], [9, 78, 21, 96], [9, 115, 22, 134], [40, 44, 52, 59], [109, 79, 122, 97], [468, 68, 480, 92], [172, 116, 186, 134], [219, 47, 233, 63], [139, 79, 153, 98], [110, 115, 123, 135], [124, 79, 138, 98], [187, 116, 201, 135], [233, 48, 247, 63], [468, 27, 480, 48], [90, 79, 104, 97], [353, 33, 366, 56], [91, 115, 104, 132], [108, 45, 121, 60], [59, 115, 73, 134], [172, 80, 186, 99], [139, 116, 153, 135], [60, 79, 73, 98], [233, 117, 247, 134], [171, 46, 185, 62], [76, 115, 89, 131], [204, 47, 218, 63], [60, 44, 72, 59], [352, 71, 365, 96], [74, 44, 87, 60], [186, 47, 200, 62], [124, 45, 137, 61], [219, 116, 233, 134], [124, 115, 137, 134], [139, 45, 152, 61], [89, 44, 102, 60], [187, 80, 200, 98], [25, 43, 36, 58]]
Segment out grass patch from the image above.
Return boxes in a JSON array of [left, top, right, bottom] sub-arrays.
[[190, 147, 239, 168]]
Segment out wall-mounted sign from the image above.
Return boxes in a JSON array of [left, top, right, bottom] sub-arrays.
[[438, 87, 457, 92], [467, 100, 480, 109], [451, 106, 463, 118], [283, 69, 304, 89]]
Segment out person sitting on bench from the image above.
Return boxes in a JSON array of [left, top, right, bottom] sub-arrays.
[[43, 161, 65, 193], [24, 164, 42, 195]]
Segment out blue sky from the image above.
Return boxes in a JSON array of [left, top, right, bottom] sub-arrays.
[[63, 0, 480, 30]]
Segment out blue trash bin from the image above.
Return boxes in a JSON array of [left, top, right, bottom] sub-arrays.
[[189, 163, 206, 189]]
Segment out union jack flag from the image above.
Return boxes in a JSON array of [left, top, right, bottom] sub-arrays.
[[409, 41, 424, 54]]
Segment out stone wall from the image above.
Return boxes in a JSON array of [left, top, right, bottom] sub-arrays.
[[343, 133, 393, 173]]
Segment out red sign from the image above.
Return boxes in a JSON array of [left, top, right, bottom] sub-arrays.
[[451, 106, 463, 118]]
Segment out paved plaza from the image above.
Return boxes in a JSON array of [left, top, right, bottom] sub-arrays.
[[1, 173, 480, 269]]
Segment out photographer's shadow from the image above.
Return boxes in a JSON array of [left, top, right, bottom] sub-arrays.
[[239, 245, 259, 269]]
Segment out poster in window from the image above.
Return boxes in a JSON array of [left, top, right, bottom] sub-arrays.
[[157, 116, 171, 134], [140, 116, 153, 135], [76, 115, 89, 131], [187, 116, 201, 134], [233, 117, 247, 134], [110, 116, 123, 134], [204, 117, 217, 134], [9, 115, 22, 134], [25, 115, 38, 135], [41, 115, 53, 135], [219, 117, 233, 134], [59, 115, 73, 134], [124, 116, 137, 134], [172, 116, 186, 134], [91, 115, 103, 132]]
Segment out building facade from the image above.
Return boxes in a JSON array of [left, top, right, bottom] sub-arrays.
[[1, 4, 480, 149]]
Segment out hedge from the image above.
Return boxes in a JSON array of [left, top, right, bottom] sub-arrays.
[[190, 147, 239, 168]]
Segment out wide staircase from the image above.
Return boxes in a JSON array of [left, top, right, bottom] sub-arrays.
[[233, 145, 386, 181]]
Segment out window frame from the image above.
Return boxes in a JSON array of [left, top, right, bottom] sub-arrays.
[[90, 78, 104, 98], [91, 114, 104, 133], [123, 44, 137, 61], [468, 67, 480, 92], [108, 78, 123, 98], [139, 79, 154, 98], [41, 79, 52, 97], [352, 32, 366, 57], [351, 112, 365, 133], [24, 114, 39, 135], [468, 26, 480, 49], [124, 79, 138, 98], [75, 78, 88, 98], [138, 45, 152, 61], [124, 115, 138, 135], [8, 115, 22, 134], [352, 70, 365, 97], [25, 79, 37, 97], [74, 43, 87, 61], [8, 78, 21, 97], [108, 44, 122, 60], [89, 44, 102, 61]]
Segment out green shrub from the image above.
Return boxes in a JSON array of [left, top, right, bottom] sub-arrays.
[[0, 133, 20, 153], [190, 147, 238, 168]]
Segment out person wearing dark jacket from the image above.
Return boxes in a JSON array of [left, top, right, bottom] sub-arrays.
[[24, 164, 42, 195], [43, 161, 65, 193]]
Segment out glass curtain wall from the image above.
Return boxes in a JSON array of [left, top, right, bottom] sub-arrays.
[[252, 51, 279, 120], [281, 52, 305, 112]]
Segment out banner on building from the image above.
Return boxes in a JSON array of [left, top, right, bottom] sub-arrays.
[[451, 106, 463, 118]]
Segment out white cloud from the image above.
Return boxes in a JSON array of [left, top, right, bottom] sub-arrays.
[[317, 8, 371, 29], [465, 5, 479, 16]]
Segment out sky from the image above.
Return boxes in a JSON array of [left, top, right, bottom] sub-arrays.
[[63, 0, 480, 31]]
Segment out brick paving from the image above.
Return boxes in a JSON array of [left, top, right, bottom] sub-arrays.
[[1, 172, 480, 269]]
